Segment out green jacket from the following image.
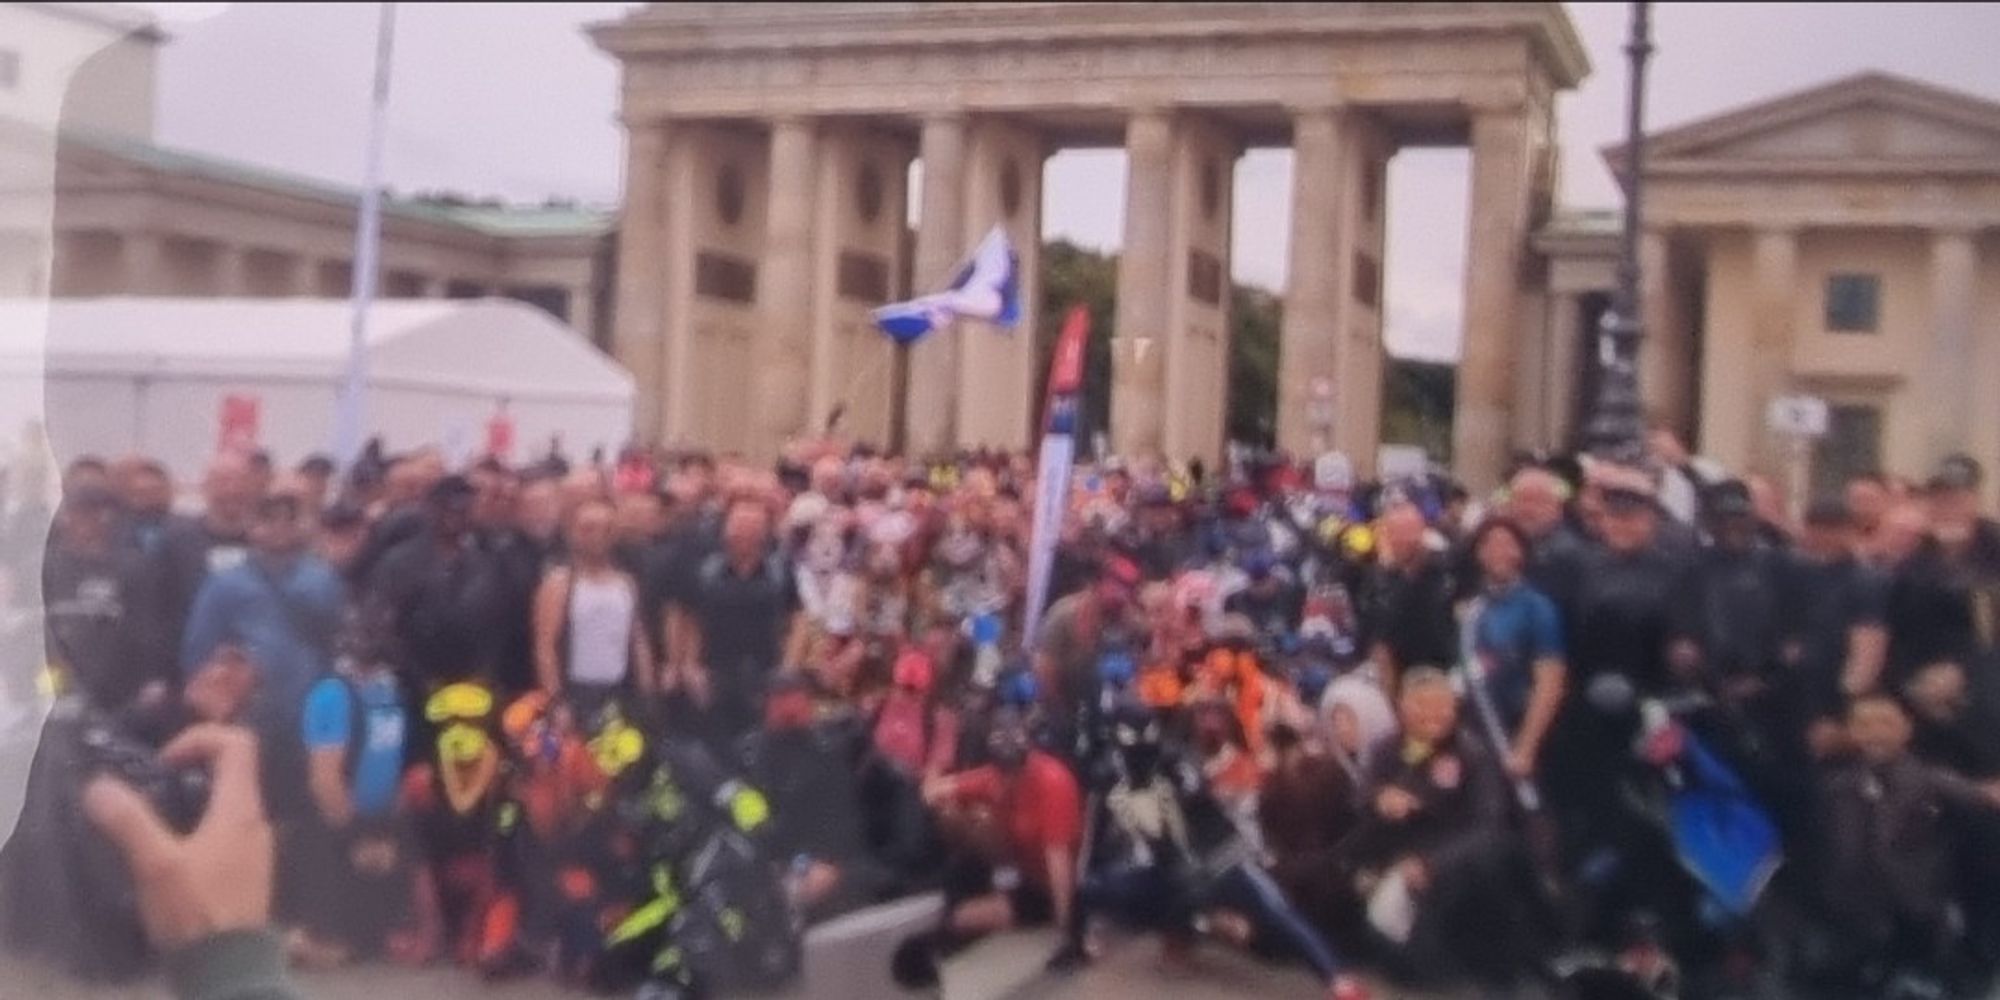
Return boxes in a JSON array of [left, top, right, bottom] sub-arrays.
[[169, 931, 297, 1000]]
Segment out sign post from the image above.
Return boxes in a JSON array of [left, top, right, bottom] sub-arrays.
[[1766, 394, 1829, 524]]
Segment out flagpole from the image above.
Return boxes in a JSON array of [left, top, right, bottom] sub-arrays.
[[334, 1, 397, 470]]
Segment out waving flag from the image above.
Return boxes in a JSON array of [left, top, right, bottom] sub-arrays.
[[872, 225, 1021, 345], [1021, 305, 1091, 645]]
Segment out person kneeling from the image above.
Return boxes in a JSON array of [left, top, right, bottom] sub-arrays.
[[1048, 700, 1370, 1000], [1815, 692, 2000, 996], [1345, 668, 1543, 991]]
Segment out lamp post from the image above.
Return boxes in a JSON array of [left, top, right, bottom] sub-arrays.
[[1584, 1, 1654, 464]]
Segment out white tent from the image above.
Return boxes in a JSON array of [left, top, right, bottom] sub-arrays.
[[0, 297, 635, 484]]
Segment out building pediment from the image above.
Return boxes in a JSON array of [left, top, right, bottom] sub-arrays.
[[1606, 71, 2000, 177]]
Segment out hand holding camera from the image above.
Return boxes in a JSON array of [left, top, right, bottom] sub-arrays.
[[82, 724, 274, 952]]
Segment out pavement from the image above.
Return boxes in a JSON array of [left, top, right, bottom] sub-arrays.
[[0, 923, 1346, 1000]]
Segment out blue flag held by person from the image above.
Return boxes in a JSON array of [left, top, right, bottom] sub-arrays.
[[872, 226, 1021, 345]]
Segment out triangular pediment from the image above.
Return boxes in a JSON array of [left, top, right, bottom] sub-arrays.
[[1606, 72, 2000, 174]]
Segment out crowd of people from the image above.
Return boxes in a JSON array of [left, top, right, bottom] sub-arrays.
[[4, 423, 2000, 1000]]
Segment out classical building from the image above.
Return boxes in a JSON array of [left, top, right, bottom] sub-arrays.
[[1538, 72, 2000, 501], [593, 1, 1586, 487], [1, 2, 616, 347], [13, 3, 1997, 496]]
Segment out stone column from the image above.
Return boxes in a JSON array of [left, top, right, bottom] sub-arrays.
[[657, 125, 699, 445], [1636, 229, 1681, 431], [1455, 109, 1534, 492], [753, 115, 818, 458], [1158, 120, 1238, 468], [1544, 291, 1584, 447], [956, 122, 1045, 450], [568, 281, 597, 344], [612, 122, 667, 440], [903, 113, 968, 456], [1277, 105, 1346, 457], [1747, 227, 1798, 472], [1110, 107, 1175, 460], [1928, 227, 1977, 462], [121, 233, 168, 295]]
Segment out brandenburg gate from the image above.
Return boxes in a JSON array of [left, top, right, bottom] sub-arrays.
[[593, 2, 1586, 488]]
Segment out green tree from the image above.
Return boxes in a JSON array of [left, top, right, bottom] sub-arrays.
[[1381, 358, 1455, 462], [1227, 285, 1280, 448], [1035, 240, 1119, 445], [1032, 241, 1448, 462]]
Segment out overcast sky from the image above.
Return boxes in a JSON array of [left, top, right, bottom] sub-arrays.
[[132, 2, 2000, 362]]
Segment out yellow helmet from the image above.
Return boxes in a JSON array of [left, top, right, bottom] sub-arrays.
[[1342, 523, 1377, 560]]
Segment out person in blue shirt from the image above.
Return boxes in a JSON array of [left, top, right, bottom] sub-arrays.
[[180, 493, 346, 825], [288, 617, 414, 968], [1464, 517, 1567, 782]]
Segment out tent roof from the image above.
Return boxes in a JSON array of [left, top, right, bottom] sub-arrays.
[[0, 297, 633, 402]]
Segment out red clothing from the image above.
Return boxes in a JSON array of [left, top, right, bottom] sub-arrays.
[[950, 752, 1082, 885]]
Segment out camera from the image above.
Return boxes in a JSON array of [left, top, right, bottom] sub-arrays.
[[71, 701, 211, 834], [0, 695, 210, 980]]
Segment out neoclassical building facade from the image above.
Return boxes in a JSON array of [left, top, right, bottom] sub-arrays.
[[12, 3, 1998, 497], [1538, 71, 2000, 503], [593, 1, 1587, 489]]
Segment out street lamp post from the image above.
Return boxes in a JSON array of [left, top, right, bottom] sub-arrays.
[[1585, 1, 1654, 464]]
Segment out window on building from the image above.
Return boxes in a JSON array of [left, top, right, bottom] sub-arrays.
[[0, 50, 19, 90], [1812, 403, 1883, 500], [1824, 273, 1880, 333]]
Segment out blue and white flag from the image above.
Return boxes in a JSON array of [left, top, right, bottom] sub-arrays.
[[872, 225, 1021, 345]]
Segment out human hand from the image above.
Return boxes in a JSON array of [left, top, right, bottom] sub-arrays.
[[1394, 857, 1429, 893], [1806, 719, 1846, 760], [1505, 747, 1537, 782], [1375, 787, 1421, 821], [922, 776, 954, 807], [82, 725, 273, 952], [684, 665, 714, 708]]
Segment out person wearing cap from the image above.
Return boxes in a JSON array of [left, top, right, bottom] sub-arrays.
[[1224, 547, 1303, 641], [1925, 453, 2000, 655], [1681, 479, 1819, 844], [1033, 553, 1146, 745], [1789, 497, 1890, 759], [899, 708, 1081, 988], [362, 475, 510, 688], [42, 482, 157, 709], [1542, 461, 1694, 866], [182, 489, 347, 873]]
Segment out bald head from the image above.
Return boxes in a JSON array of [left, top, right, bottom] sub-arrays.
[[1379, 501, 1428, 567], [1506, 468, 1567, 539]]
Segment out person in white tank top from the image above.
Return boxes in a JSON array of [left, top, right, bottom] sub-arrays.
[[534, 499, 657, 701]]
